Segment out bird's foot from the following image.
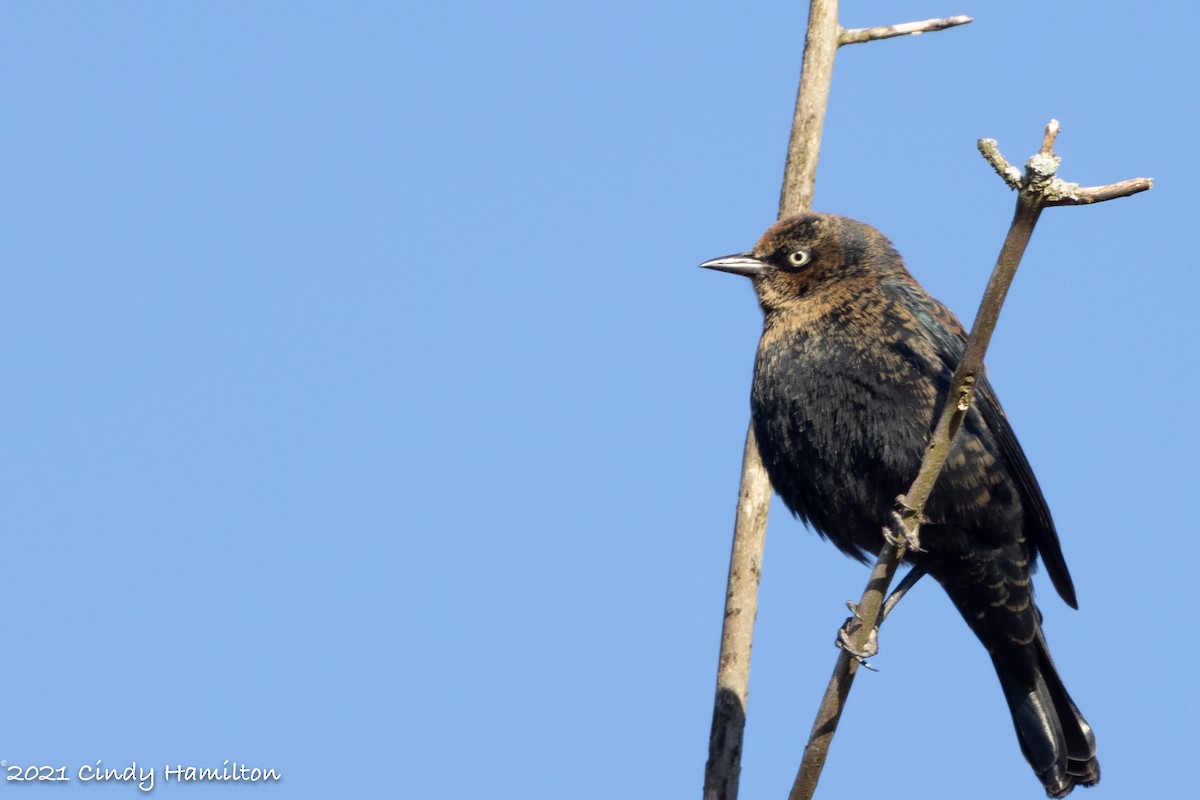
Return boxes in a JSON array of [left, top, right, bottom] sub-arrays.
[[836, 601, 880, 671], [883, 496, 923, 553]]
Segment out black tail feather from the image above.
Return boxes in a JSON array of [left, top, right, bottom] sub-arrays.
[[992, 631, 1099, 797]]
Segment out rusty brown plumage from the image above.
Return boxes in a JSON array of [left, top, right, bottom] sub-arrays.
[[702, 212, 1098, 797]]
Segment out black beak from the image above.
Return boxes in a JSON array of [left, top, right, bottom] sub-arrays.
[[699, 252, 770, 278]]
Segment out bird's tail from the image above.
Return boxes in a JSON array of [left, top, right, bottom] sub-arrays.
[[989, 628, 1099, 798]]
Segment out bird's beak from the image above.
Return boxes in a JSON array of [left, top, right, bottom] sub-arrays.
[[699, 252, 770, 278]]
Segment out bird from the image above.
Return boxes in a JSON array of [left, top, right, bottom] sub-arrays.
[[701, 212, 1099, 797]]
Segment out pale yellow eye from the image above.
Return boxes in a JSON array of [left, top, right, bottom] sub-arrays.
[[787, 249, 811, 268]]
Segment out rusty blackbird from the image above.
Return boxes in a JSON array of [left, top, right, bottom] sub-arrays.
[[702, 212, 1098, 797]]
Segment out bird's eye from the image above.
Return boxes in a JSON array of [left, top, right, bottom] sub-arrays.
[[785, 249, 811, 269]]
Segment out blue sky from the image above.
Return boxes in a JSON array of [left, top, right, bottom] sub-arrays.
[[1, 2, 1193, 798]]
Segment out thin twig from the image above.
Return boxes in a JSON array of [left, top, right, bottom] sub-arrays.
[[705, 0, 840, 795], [787, 120, 1153, 800], [1046, 178, 1153, 205], [703, 429, 771, 800], [776, 0, 840, 219], [1041, 118, 1061, 154], [979, 139, 1022, 190], [838, 15, 972, 46], [788, 545, 903, 800]]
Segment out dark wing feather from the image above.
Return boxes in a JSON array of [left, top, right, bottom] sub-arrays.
[[974, 378, 1078, 608], [891, 277, 1078, 609]]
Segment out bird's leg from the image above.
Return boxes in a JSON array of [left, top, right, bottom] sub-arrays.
[[880, 563, 927, 622], [836, 565, 929, 669], [883, 495, 924, 552]]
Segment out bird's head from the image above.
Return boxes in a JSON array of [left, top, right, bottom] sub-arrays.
[[700, 212, 905, 314]]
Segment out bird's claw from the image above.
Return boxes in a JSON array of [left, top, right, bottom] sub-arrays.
[[884, 496, 923, 552], [836, 609, 880, 670]]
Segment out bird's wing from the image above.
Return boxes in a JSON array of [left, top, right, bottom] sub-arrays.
[[895, 279, 1079, 609], [974, 378, 1078, 608]]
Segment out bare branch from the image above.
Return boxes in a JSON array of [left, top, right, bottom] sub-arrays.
[[788, 544, 903, 800], [1040, 118, 1060, 155], [706, 2, 976, 798], [703, 429, 772, 800], [777, 0, 840, 218], [788, 194, 1043, 799], [839, 15, 972, 46], [978, 139, 1022, 189], [788, 121, 1152, 800], [1046, 178, 1154, 205], [707, 0, 842, 795]]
